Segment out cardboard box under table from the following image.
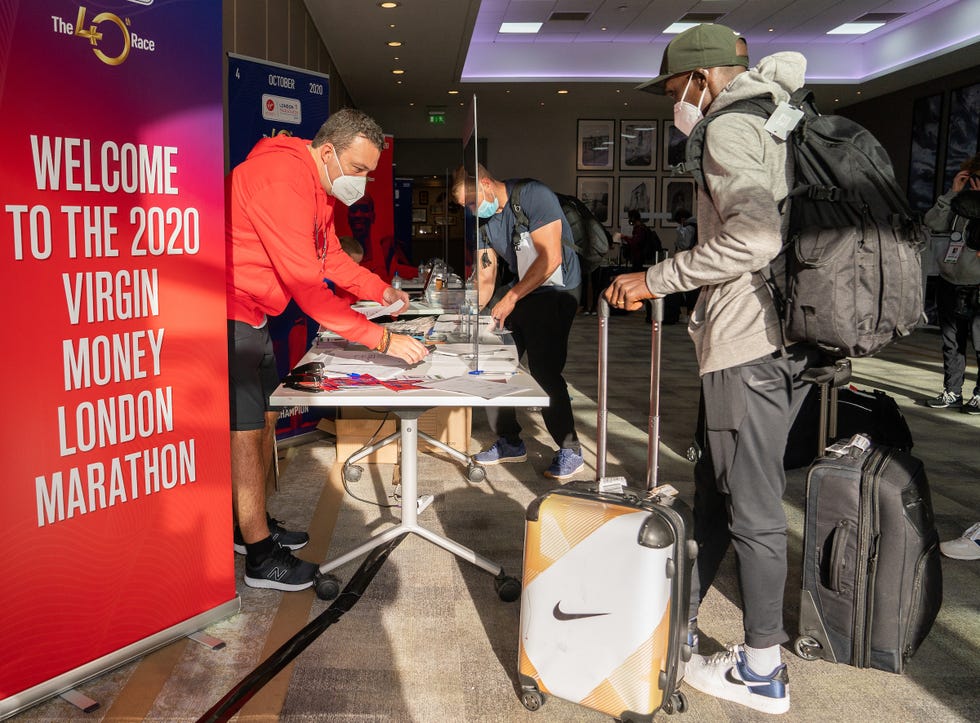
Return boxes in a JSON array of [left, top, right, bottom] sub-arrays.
[[322, 406, 472, 464]]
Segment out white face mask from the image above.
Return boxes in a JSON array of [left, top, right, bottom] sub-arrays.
[[323, 148, 367, 206], [673, 74, 707, 137]]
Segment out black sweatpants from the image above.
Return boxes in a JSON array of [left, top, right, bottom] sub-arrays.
[[689, 344, 817, 648], [486, 288, 581, 451], [936, 276, 980, 397]]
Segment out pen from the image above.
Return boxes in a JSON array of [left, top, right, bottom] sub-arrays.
[[468, 370, 518, 376]]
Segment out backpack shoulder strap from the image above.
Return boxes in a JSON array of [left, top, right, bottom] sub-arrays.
[[508, 178, 534, 232], [681, 96, 778, 199]]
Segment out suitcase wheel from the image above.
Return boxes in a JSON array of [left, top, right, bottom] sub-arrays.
[[494, 572, 522, 602], [520, 688, 544, 712], [660, 690, 688, 716], [794, 635, 822, 661]]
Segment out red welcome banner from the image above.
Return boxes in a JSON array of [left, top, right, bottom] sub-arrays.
[[0, 0, 235, 709]]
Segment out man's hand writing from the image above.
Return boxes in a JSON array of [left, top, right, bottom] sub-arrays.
[[385, 333, 429, 365]]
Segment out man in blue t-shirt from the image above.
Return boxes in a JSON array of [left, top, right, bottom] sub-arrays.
[[452, 164, 584, 479]]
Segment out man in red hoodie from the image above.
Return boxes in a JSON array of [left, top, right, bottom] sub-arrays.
[[227, 108, 428, 592]]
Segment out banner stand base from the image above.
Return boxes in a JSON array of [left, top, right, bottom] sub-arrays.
[[0, 596, 241, 721], [58, 689, 99, 714]]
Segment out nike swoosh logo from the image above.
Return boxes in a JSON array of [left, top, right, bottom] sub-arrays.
[[552, 602, 610, 621]]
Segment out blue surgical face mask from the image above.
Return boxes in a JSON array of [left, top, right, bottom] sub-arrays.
[[476, 189, 499, 219]]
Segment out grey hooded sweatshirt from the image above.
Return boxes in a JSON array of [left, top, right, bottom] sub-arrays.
[[645, 52, 807, 375]]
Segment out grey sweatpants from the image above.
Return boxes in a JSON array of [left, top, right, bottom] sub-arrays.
[[689, 345, 817, 648]]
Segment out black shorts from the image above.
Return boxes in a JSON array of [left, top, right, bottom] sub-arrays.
[[228, 320, 281, 431]]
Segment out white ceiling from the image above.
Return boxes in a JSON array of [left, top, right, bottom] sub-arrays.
[[305, 0, 980, 112]]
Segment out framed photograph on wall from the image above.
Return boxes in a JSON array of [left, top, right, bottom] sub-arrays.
[[942, 82, 980, 192], [662, 119, 688, 170], [908, 93, 943, 213], [618, 176, 656, 230], [577, 119, 615, 171], [576, 176, 614, 226], [661, 177, 696, 227], [619, 120, 657, 171], [411, 207, 427, 223]]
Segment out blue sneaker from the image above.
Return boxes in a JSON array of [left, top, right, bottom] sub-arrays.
[[474, 438, 527, 465], [543, 448, 585, 479], [683, 644, 789, 715]]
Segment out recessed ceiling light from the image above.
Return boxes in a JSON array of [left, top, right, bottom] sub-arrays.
[[396, 80, 402, 84], [500, 22, 542, 34], [391, 69, 404, 75], [768, 28, 774, 32], [557, 89, 568, 94], [389, 24, 396, 28], [827, 21, 885, 35], [387, 41, 402, 47], [409, 102, 415, 106], [664, 22, 699, 34], [448, 90, 459, 95], [378, 2, 399, 8], [601, 27, 607, 31]]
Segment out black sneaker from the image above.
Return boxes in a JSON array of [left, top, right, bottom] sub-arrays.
[[926, 390, 962, 409], [243, 544, 317, 591], [233, 515, 309, 555]]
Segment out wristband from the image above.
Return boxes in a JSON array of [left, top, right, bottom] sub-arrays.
[[376, 328, 392, 354]]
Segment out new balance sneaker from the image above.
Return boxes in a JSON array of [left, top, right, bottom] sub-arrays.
[[543, 448, 585, 480], [233, 514, 310, 555], [243, 544, 318, 591], [926, 390, 962, 409], [940, 522, 980, 560], [963, 395, 980, 415], [683, 645, 790, 715], [474, 438, 527, 465]]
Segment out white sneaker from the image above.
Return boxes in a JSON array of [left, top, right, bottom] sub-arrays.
[[683, 644, 790, 715], [940, 522, 980, 560]]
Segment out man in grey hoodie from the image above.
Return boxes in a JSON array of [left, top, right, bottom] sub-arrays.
[[610, 24, 817, 715]]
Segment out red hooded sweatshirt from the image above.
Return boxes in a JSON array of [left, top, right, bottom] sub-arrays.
[[226, 135, 389, 349]]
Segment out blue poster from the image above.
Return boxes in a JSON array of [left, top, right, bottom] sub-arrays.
[[227, 54, 331, 438], [227, 54, 330, 166]]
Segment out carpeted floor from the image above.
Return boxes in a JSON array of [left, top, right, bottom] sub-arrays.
[[11, 311, 980, 722]]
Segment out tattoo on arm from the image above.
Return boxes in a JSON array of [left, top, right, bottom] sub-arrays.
[[481, 251, 492, 269]]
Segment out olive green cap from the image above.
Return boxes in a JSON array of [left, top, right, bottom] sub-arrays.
[[636, 23, 747, 94]]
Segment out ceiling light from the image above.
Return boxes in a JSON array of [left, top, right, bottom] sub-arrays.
[[391, 69, 404, 75], [389, 24, 395, 28], [664, 22, 699, 34], [500, 22, 542, 34], [448, 90, 459, 95], [387, 41, 402, 47], [378, 2, 399, 8], [827, 22, 885, 35], [557, 89, 568, 94], [601, 27, 607, 31], [768, 28, 774, 32]]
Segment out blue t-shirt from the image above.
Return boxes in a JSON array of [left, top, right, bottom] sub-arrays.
[[479, 179, 581, 293]]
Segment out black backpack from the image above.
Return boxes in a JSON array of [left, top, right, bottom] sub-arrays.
[[509, 179, 611, 274], [682, 89, 927, 359]]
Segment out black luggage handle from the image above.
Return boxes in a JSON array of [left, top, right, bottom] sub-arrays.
[[597, 296, 664, 490]]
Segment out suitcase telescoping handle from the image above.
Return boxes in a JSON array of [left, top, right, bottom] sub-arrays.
[[596, 296, 664, 490]]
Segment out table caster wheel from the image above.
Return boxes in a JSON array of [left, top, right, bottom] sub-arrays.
[[520, 688, 544, 711], [344, 464, 363, 483], [467, 464, 486, 483], [494, 573, 521, 602], [794, 635, 822, 661], [315, 573, 341, 600]]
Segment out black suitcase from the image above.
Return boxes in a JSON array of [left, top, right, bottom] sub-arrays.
[[784, 384, 914, 470], [517, 298, 696, 719], [795, 435, 943, 673]]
